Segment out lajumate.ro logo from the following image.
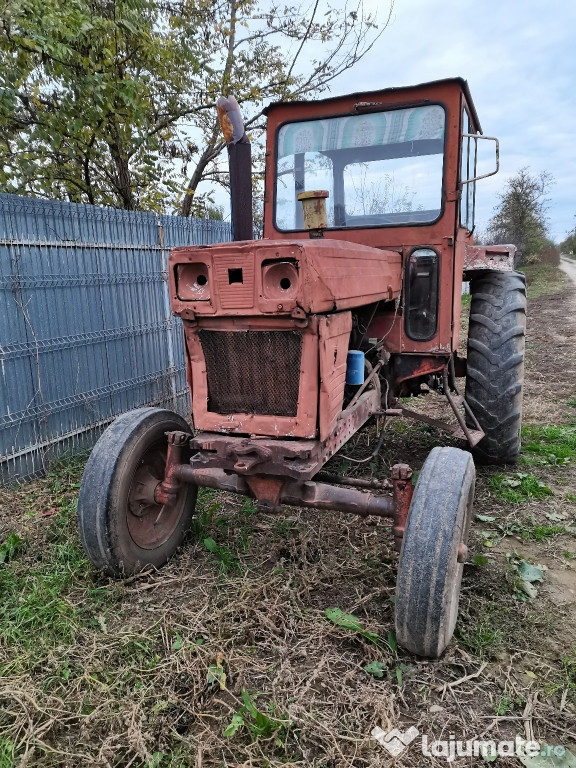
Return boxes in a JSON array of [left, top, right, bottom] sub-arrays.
[[371, 726, 567, 762]]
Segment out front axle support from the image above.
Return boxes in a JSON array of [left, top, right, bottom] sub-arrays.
[[157, 432, 414, 549]]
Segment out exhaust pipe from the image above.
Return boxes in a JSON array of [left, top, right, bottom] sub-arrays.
[[217, 96, 253, 241]]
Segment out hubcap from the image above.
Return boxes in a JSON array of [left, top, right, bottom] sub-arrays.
[[127, 442, 185, 550]]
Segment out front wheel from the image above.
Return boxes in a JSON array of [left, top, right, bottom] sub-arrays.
[[395, 447, 475, 658], [78, 407, 196, 577]]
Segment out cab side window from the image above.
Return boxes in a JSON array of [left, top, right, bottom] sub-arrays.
[[460, 109, 476, 230]]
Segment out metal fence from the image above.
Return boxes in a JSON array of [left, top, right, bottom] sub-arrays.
[[0, 194, 232, 483]]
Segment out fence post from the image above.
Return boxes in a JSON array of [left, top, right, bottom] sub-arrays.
[[157, 214, 178, 414]]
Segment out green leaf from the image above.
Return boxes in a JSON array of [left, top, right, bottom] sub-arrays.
[[223, 712, 245, 738], [471, 554, 489, 566], [518, 743, 576, 767], [324, 608, 379, 644], [324, 608, 363, 631], [364, 661, 385, 678], [206, 663, 226, 690], [234, 690, 287, 740], [476, 514, 497, 522], [203, 537, 219, 553], [517, 561, 544, 583], [241, 689, 259, 718], [518, 580, 538, 599], [0, 532, 24, 564]]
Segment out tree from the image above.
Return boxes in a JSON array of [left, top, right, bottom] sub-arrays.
[[485, 167, 554, 260], [177, 0, 390, 217], [0, 0, 391, 213], [0, 0, 205, 209], [559, 216, 576, 255]]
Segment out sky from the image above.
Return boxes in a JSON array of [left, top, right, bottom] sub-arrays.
[[327, 0, 576, 242]]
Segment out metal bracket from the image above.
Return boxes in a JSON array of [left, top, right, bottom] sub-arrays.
[[400, 362, 485, 448], [226, 443, 272, 473], [460, 134, 499, 182]]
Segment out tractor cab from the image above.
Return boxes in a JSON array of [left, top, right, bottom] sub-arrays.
[[263, 78, 493, 248], [260, 78, 505, 359]]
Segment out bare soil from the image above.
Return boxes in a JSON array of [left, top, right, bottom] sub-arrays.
[[1, 265, 575, 767]]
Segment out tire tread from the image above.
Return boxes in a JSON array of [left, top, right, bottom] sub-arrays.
[[465, 271, 526, 464]]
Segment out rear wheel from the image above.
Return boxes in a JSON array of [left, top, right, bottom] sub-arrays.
[[466, 271, 527, 464], [78, 407, 196, 577], [395, 447, 475, 658]]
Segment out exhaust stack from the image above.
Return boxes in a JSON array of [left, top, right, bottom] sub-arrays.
[[217, 96, 253, 241]]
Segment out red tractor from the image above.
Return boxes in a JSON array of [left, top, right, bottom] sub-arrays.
[[78, 78, 526, 657]]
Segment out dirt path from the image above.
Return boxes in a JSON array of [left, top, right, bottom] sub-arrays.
[[1, 265, 575, 767]]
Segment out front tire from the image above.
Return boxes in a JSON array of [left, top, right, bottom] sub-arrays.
[[395, 447, 475, 658], [466, 271, 527, 464], [78, 407, 196, 577]]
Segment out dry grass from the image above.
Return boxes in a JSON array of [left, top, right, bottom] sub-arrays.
[[1, 266, 576, 767]]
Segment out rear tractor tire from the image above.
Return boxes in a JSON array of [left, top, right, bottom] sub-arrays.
[[78, 407, 196, 577], [465, 271, 527, 464], [395, 447, 475, 658]]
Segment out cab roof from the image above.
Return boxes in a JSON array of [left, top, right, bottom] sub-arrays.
[[264, 77, 482, 134]]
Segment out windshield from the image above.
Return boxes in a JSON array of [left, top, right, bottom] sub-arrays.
[[274, 104, 445, 231]]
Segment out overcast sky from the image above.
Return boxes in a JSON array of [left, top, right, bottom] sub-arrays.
[[329, 0, 576, 242]]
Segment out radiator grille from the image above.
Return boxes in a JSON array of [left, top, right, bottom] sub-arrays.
[[199, 330, 303, 416]]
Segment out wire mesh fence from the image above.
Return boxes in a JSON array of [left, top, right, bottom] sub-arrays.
[[0, 194, 232, 483]]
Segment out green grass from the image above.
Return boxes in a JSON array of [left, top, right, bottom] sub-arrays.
[[545, 649, 576, 703], [223, 689, 292, 744], [519, 264, 567, 299], [0, 515, 91, 672], [458, 610, 504, 658], [192, 490, 255, 558], [497, 520, 565, 542], [0, 455, 118, 676], [0, 532, 24, 564], [0, 738, 17, 768], [477, 517, 565, 551], [490, 472, 553, 503], [190, 487, 221, 539], [203, 537, 241, 574], [493, 694, 525, 715], [520, 424, 576, 466]]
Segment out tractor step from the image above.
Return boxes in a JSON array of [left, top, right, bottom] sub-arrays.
[[401, 407, 485, 447], [449, 426, 485, 446]]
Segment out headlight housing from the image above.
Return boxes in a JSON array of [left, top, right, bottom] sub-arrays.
[[176, 262, 210, 301], [261, 260, 299, 300]]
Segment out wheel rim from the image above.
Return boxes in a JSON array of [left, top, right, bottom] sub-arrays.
[[127, 439, 187, 550]]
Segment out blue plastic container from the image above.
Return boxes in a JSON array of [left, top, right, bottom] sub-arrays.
[[346, 350, 365, 386]]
